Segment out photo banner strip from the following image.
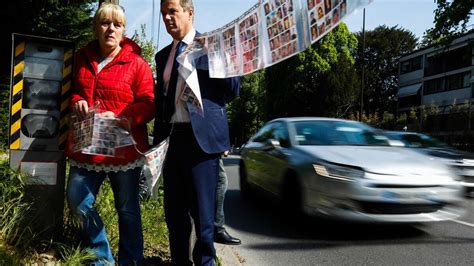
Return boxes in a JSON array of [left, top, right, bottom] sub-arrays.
[[142, 137, 170, 197], [71, 112, 135, 157], [203, 0, 373, 78]]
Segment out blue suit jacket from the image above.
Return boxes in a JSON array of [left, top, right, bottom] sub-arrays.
[[153, 39, 240, 154]]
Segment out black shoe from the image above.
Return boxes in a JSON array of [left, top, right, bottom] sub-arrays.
[[214, 229, 241, 245]]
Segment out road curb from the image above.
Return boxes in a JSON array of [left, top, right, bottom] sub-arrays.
[[216, 243, 244, 265]]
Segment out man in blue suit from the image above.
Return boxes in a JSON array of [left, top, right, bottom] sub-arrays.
[[153, 0, 240, 265]]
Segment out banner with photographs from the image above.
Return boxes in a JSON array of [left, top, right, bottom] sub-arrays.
[[207, 24, 241, 78], [142, 137, 170, 197], [264, 0, 300, 64], [307, 0, 347, 43], [203, 0, 372, 78], [72, 111, 94, 152], [239, 11, 261, 75], [71, 112, 135, 157]]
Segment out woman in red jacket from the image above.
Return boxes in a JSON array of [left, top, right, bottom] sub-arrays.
[[66, 3, 154, 264]]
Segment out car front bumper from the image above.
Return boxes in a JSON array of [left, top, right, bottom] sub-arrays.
[[302, 174, 465, 223]]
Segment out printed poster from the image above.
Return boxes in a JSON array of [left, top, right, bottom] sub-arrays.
[[72, 112, 135, 157], [199, 0, 372, 78], [239, 11, 261, 74], [264, 0, 299, 64]]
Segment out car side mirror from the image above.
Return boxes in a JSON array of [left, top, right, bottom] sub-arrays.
[[270, 139, 281, 147], [264, 138, 280, 150]]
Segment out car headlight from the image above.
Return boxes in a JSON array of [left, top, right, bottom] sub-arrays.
[[313, 162, 364, 182]]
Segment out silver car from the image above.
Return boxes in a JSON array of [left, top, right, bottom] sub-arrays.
[[239, 117, 464, 223], [383, 131, 474, 195]]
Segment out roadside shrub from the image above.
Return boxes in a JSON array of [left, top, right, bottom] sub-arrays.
[[0, 158, 51, 262], [0, 89, 9, 150], [0, 153, 170, 263]]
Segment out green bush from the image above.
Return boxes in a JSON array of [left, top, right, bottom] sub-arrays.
[[0, 157, 61, 263], [0, 89, 9, 151], [0, 153, 170, 264]]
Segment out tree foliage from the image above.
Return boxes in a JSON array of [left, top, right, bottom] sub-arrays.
[[0, 0, 96, 84], [227, 71, 265, 145], [263, 23, 359, 120], [421, 0, 474, 45], [31, 0, 96, 47], [354, 25, 417, 115], [0, 90, 10, 149], [131, 24, 158, 72]]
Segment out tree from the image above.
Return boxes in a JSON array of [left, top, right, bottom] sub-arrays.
[[0, 1, 96, 152], [131, 24, 158, 72], [0, 0, 96, 84], [264, 23, 359, 120], [129, 24, 158, 135], [355, 25, 417, 115], [227, 70, 265, 146], [421, 0, 474, 46]]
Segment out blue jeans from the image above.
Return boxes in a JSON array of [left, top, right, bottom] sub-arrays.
[[215, 157, 227, 233], [66, 167, 143, 265]]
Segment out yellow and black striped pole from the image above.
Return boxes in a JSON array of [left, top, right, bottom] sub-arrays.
[[59, 48, 73, 150], [9, 41, 25, 150]]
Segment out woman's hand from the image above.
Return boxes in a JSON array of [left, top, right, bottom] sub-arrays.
[[99, 111, 116, 118], [73, 100, 89, 120]]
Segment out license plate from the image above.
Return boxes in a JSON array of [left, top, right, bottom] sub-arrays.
[[462, 169, 474, 176], [381, 191, 429, 200]]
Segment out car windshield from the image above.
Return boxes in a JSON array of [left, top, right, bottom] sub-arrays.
[[394, 133, 447, 148], [293, 120, 390, 146]]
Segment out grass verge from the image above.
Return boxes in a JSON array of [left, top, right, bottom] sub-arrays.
[[0, 152, 170, 264]]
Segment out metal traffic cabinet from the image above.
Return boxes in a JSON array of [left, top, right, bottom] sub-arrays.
[[8, 34, 74, 238]]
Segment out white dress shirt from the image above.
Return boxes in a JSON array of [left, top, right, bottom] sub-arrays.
[[163, 28, 196, 123]]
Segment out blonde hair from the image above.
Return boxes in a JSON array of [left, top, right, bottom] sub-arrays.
[[92, 3, 126, 36]]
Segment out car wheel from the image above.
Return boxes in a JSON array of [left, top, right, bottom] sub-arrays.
[[281, 173, 303, 217], [465, 187, 474, 198], [239, 161, 252, 201]]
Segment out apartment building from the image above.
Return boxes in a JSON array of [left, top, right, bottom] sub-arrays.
[[397, 32, 473, 125]]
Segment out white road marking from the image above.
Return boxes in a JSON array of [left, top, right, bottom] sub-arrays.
[[451, 219, 474, 228], [437, 210, 474, 227]]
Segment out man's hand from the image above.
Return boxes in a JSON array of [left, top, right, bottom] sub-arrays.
[[223, 150, 229, 157]]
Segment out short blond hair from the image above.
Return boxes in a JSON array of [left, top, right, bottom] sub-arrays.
[[92, 3, 126, 36]]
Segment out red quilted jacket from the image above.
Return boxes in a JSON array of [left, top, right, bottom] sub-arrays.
[[67, 37, 155, 165]]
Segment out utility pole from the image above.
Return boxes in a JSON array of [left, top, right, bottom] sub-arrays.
[[152, 0, 156, 44], [359, 8, 366, 122]]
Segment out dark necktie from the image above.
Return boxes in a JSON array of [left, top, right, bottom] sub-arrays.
[[164, 41, 184, 123]]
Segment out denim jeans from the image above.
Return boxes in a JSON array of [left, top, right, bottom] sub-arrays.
[[214, 157, 227, 233], [66, 166, 143, 265]]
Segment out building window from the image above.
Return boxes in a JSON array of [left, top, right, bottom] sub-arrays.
[[445, 45, 471, 72], [400, 56, 422, 74], [400, 61, 411, 74], [446, 72, 471, 91], [398, 95, 420, 109], [424, 71, 471, 95], [424, 78, 445, 94], [411, 57, 422, 71], [424, 45, 471, 76]]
